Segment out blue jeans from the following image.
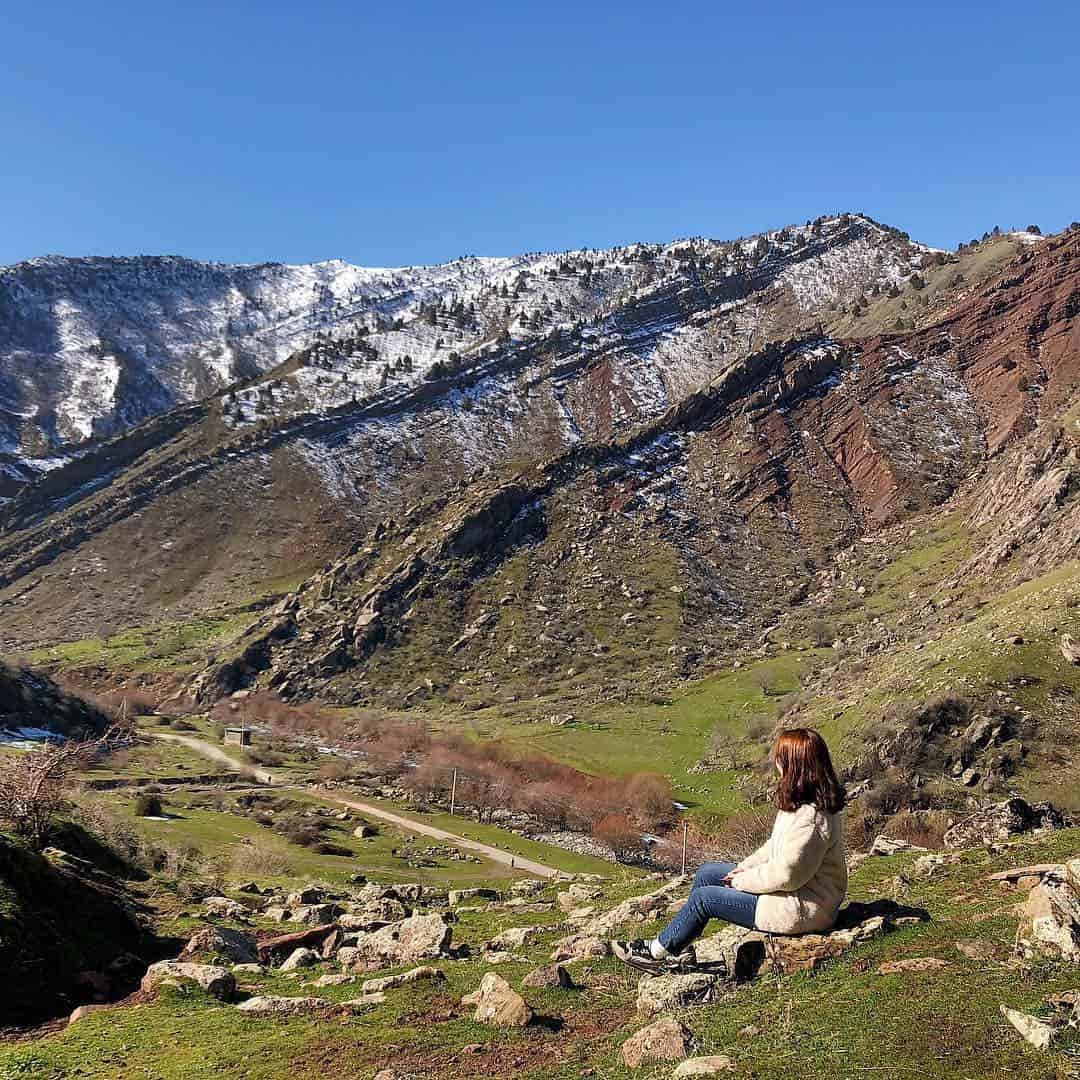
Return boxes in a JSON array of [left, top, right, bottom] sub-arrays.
[[658, 861, 759, 954]]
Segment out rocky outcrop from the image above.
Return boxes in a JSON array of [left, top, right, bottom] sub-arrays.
[[943, 798, 1064, 849], [339, 913, 452, 967], [180, 927, 258, 966], [636, 972, 718, 1016], [140, 961, 235, 1001]]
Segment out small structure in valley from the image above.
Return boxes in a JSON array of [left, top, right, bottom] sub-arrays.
[[224, 725, 252, 747]]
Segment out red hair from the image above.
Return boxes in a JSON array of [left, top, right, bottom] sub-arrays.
[[774, 728, 846, 814]]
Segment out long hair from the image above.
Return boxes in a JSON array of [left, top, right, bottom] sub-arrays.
[[774, 728, 846, 814]]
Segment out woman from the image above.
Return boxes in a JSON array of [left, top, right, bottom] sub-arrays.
[[612, 728, 847, 972]]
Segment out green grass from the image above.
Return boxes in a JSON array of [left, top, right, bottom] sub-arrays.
[[7, 827, 1080, 1079]]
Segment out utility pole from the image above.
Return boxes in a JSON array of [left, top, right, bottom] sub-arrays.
[[681, 821, 688, 877], [449, 769, 458, 817]]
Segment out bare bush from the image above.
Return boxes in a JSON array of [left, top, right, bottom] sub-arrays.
[[701, 806, 775, 861], [592, 813, 641, 857], [0, 726, 126, 849]]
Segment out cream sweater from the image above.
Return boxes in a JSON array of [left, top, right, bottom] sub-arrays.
[[735, 803, 847, 934]]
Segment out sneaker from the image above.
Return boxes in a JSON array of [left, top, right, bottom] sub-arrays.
[[610, 939, 697, 973]]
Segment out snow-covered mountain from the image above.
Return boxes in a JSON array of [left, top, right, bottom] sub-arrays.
[[0, 214, 928, 496]]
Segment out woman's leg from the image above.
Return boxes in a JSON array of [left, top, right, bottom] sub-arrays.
[[657, 884, 758, 955], [690, 861, 737, 890]]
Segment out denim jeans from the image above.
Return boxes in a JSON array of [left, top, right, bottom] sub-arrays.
[[658, 861, 759, 954]]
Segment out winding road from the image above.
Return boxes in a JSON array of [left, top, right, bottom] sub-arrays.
[[150, 731, 559, 878]]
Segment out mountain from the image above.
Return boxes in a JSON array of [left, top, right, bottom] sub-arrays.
[[0, 214, 923, 498], [0, 214, 956, 649]]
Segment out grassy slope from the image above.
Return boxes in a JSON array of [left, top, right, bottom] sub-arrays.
[[5, 827, 1079, 1079]]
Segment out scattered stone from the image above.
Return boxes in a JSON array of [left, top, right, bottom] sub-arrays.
[[876, 957, 953, 974], [557, 884, 604, 912], [869, 835, 926, 856], [1060, 634, 1080, 665], [280, 947, 321, 972], [955, 939, 1005, 962], [987, 864, 1066, 884], [582, 880, 686, 937], [522, 963, 574, 989], [448, 888, 499, 906], [236, 995, 329, 1016], [510, 879, 546, 897], [180, 926, 259, 966], [258, 924, 340, 965], [620, 1017, 691, 1068], [287, 887, 325, 906], [943, 798, 1063, 849], [462, 972, 533, 1027], [1000, 1005, 1056, 1050], [353, 824, 377, 839], [637, 972, 717, 1016], [290, 903, 341, 925], [361, 966, 445, 993], [141, 962, 235, 1001], [1015, 882, 1080, 962], [672, 1056, 737, 1077]]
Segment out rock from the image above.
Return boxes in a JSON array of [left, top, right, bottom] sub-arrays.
[[448, 888, 499, 906], [1015, 882, 1080, 962], [876, 957, 953, 974], [342, 913, 452, 966], [955, 939, 1005, 962], [341, 992, 387, 1010], [960, 767, 980, 787], [312, 973, 355, 987], [361, 966, 445, 993], [202, 896, 249, 920], [522, 963, 574, 989], [236, 881, 263, 894], [353, 825, 377, 839], [340, 897, 409, 929], [987, 863, 1067, 884], [1000, 1005, 1056, 1050], [510, 879, 546, 897], [582, 880, 687, 937], [180, 926, 259, 965], [557, 884, 604, 912], [912, 853, 959, 879], [264, 906, 291, 922], [287, 887, 325, 906], [257, 924, 340, 965], [290, 903, 341, 925], [236, 995, 329, 1016], [232, 963, 263, 975], [141, 961, 235, 1001], [672, 1056, 737, 1076], [636, 972, 717, 1016], [489, 926, 544, 950], [1060, 634, 1080, 665], [869, 835, 926, 856], [463, 972, 533, 1027], [68, 1004, 111, 1025], [943, 798, 1063, 849], [280, 947, 321, 972], [550, 934, 610, 961], [1066, 857, 1080, 892], [620, 1017, 691, 1068]]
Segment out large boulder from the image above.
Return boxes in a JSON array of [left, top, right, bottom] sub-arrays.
[[462, 972, 533, 1027], [180, 927, 258, 966], [141, 961, 235, 1001], [620, 1016, 690, 1068], [289, 903, 342, 925], [341, 913, 452, 967], [257, 924, 340, 965], [636, 972, 717, 1016], [522, 963, 574, 989]]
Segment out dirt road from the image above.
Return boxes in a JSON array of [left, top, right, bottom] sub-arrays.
[[151, 731, 560, 878]]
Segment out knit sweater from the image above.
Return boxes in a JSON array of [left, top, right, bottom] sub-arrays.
[[734, 803, 847, 934]]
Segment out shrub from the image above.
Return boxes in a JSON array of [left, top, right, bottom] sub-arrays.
[[133, 793, 163, 817], [703, 807, 775, 860], [593, 813, 641, 857], [171, 719, 197, 732]]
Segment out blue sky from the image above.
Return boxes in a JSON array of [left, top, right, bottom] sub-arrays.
[[4, 0, 1078, 266]]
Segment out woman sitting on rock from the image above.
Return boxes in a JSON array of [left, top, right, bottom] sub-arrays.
[[612, 727, 847, 972]]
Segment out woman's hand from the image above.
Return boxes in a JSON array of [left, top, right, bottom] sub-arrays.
[[721, 868, 745, 887]]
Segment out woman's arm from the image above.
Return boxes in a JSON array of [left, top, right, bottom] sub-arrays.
[[735, 840, 770, 872], [735, 810, 828, 895]]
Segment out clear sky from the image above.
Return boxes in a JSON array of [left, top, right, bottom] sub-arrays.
[[4, 0, 1078, 267]]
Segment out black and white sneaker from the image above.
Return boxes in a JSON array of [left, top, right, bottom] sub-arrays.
[[610, 939, 697, 973]]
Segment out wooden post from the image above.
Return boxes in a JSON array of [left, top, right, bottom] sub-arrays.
[[449, 769, 458, 816], [681, 821, 688, 877]]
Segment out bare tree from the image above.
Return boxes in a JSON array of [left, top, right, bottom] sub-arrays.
[[0, 726, 125, 849]]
